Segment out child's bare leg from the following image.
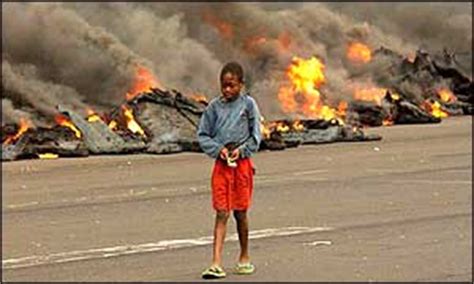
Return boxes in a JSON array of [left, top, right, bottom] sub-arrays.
[[212, 210, 230, 267], [233, 210, 250, 263]]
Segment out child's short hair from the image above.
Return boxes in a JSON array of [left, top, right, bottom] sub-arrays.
[[220, 61, 244, 83]]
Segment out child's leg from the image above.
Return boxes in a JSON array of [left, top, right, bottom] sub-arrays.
[[212, 210, 230, 267], [233, 210, 250, 263]]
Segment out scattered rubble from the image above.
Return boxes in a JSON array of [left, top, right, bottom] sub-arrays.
[[1, 48, 472, 162]]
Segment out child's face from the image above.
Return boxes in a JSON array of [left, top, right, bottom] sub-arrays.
[[220, 72, 243, 101]]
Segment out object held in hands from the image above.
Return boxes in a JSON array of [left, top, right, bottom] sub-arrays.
[[227, 157, 237, 168], [224, 142, 239, 168]]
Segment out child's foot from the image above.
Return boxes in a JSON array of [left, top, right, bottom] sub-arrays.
[[234, 262, 255, 275], [202, 265, 226, 279]]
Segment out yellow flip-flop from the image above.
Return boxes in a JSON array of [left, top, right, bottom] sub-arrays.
[[234, 262, 255, 275], [202, 265, 226, 279]]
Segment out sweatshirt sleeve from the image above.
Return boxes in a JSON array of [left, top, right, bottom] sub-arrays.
[[238, 97, 262, 158], [197, 103, 224, 159]]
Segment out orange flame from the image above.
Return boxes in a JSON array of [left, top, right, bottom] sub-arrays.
[[260, 116, 275, 140], [86, 108, 102, 123], [292, 120, 305, 132], [423, 100, 448, 118], [202, 11, 234, 40], [278, 56, 341, 123], [277, 31, 292, 53], [431, 101, 449, 118], [87, 114, 102, 123], [390, 92, 400, 101], [3, 118, 32, 145], [383, 118, 394, 126], [277, 85, 298, 113], [437, 88, 456, 103], [288, 56, 325, 92], [108, 120, 118, 130], [318, 105, 339, 122], [243, 35, 267, 53], [55, 114, 82, 138], [122, 105, 146, 136], [347, 42, 372, 64], [353, 87, 387, 105], [126, 66, 162, 101], [38, 153, 59, 159], [85, 108, 95, 116], [288, 56, 326, 118], [190, 93, 208, 104], [336, 101, 348, 118], [276, 122, 290, 133], [243, 31, 291, 55]]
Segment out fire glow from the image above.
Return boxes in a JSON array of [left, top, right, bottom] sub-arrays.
[[243, 35, 267, 53], [353, 86, 388, 105], [423, 100, 448, 118], [337, 101, 348, 117], [347, 42, 372, 64], [383, 119, 394, 126], [108, 120, 118, 130], [122, 105, 146, 136], [3, 118, 32, 145], [292, 120, 305, 132], [260, 117, 272, 140], [202, 11, 234, 40], [86, 108, 102, 123], [190, 93, 208, 104], [277, 31, 292, 53], [38, 153, 59, 159], [126, 66, 162, 101], [278, 56, 341, 122], [55, 114, 82, 138], [437, 88, 457, 103]]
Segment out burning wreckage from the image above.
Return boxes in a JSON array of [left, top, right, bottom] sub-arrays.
[[345, 47, 472, 126], [1, 47, 472, 162], [1, 88, 380, 161]]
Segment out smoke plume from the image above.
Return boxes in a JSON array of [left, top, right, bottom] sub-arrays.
[[2, 2, 471, 124]]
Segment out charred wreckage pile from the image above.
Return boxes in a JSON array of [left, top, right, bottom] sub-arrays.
[[2, 47, 472, 162], [345, 46, 472, 126], [1, 88, 381, 161]]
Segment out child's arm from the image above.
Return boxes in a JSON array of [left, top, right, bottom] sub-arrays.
[[197, 104, 224, 159], [238, 97, 262, 158]]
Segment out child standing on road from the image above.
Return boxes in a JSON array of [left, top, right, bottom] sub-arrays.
[[197, 62, 262, 279]]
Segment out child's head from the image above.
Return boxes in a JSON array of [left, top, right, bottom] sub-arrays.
[[220, 61, 244, 101]]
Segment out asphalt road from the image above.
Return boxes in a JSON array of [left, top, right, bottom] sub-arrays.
[[2, 116, 472, 282]]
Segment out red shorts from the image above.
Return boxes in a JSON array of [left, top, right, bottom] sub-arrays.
[[211, 158, 254, 211]]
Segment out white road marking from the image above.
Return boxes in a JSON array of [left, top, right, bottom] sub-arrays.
[[366, 168, 399, 173], [4, 186, 208, 211], [2, 226, 332, 270], [367, 168, 472, 174], [303, 240, 332, 246], [4, 172, 327, 211], [292, 170, 329, 176], [392, 179, 472, 185], [443, 169, 472, 173], [6, 201, 39, 209], [256, 176, 328, 184]]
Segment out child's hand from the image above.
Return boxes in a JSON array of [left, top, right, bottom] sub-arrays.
[[229, 148, 240, 161], [219, 147, 229, 160]]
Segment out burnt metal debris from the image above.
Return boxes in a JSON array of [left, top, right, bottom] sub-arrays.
[[345, 47, 472, 127], [58, 105, 147, 154], [1, 88, 382, 161], [374, 47, 472, 108], [1, 48, 472, 162], [1, 126, 88, 161], [260, 118, 382, 151]]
